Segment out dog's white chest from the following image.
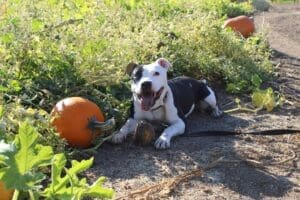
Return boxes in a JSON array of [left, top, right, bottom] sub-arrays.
[[150, 106, 166, 121]]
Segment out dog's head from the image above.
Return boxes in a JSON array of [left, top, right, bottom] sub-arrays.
[[126, 58, 171, 111]]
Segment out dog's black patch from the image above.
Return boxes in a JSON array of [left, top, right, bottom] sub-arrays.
[[168, 76, 210, 119], [132, 65, 143, 83]]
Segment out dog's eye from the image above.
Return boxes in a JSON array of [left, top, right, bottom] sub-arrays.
[[153, 71, 160, 76]]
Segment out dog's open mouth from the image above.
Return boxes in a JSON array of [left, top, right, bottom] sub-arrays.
[[137, 87, 164, 111]]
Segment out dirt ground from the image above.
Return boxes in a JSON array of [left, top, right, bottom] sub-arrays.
[[85, 4, 300, 200]]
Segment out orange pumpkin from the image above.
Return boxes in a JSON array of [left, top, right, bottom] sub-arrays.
[[223, 15, 254, 38], [51, 97, 115, 148], [0, 181, 14, 200]]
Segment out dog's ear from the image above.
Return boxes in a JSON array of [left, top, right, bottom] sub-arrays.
[[126, 62, 138, 76], [156, 58, 171, 70]]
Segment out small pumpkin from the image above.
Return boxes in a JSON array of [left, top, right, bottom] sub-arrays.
[[0, 181, 14, 200], [51, 97, 115, 148], [223, 15, 254, 38], [133, 120, 156, 146]]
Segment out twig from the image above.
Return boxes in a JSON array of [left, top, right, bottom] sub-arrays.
[[220, 150, 297, 169], [67, 133, 116, 157], [221, 158, 266, 169], [221, 100, 235, 108], [272, 150, 297, 165], [224, 106, 263, 114], [116, 157, 223, 200], [39, 19, 83, 33], [52, 19, 83, 29]]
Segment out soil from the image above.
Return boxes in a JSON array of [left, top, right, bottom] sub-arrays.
[[85, 3, 300, 200], [254, 3, 300, 58]]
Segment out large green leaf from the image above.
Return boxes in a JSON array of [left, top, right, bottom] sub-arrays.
[[43, 154, 114, 199], [0, 122, 53, 190], [31, 19, 44, 32], [86, 177, 115, 199], [0, 122, 113, 199]]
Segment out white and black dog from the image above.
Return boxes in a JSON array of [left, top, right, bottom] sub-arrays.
[[111, 58, 222, 149]]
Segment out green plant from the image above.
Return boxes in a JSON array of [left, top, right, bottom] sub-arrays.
[[0, 122, 54, 199], [251, 87, 284, 112], [225, 88, 284, 114], [225, 74, 284, 113], [0, 121, 114, 199], [0, 0, 272, 131], [42, 154, 113, 199], [199, 0, 253, 17]]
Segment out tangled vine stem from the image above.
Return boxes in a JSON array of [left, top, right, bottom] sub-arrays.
[[88, 117, 116, 132], [224, 106, 263, 114]]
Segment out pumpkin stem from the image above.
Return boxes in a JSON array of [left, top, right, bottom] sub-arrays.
[[88, 116, 115, 132]]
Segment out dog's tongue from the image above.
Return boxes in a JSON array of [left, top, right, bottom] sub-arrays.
[[141, 96, 154, 111]]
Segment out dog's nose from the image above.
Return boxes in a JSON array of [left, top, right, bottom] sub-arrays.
[[141, 81, 152, 90]]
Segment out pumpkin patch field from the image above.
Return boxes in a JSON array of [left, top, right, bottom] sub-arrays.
[[1, 0, 299, 199]]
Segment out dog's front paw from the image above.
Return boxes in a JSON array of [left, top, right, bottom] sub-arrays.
[[212, 106, 223, 118], [154, 135, 170, 149], [110, 132, 127, 144]]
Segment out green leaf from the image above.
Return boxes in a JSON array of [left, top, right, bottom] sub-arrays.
[[69, 157, 93, 174], [31, 19, 44, 32], [48, 0, 59, 6], [0, 105, 4, 118], [47, 153, 67, 195], [226, 83, 239, 93], [252, 88, 276, 112], [85, 177, 114, 198], [8, 80, 22, 92], [1, 33, 15, 44], [43, 155, 114, 199], [15, 122, 53, 173], [251, 74, 262, 88], [0, 122, 53, 190]]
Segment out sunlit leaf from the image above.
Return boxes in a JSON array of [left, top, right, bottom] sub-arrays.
[[31, 19, 44, 32], [0, 33, 14, 44], [252, 88, 279, 112]]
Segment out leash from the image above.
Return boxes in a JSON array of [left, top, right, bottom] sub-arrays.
[[182, 129, 300, 137], [145, 120, 300, 137]]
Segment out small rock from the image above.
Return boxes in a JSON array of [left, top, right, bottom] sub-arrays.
[[203, 188, 213, 194]]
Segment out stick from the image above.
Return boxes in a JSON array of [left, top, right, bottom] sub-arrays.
[[116, 157, 223, 200]]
